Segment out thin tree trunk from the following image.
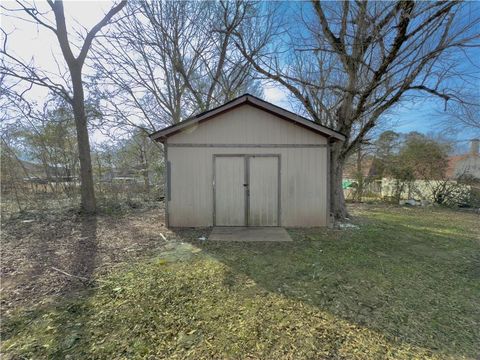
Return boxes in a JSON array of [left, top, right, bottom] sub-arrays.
[[2, 0, 125, 214], [95, 155, 103, 196], [139, 146, 150, 193], [11, 179, 23, 213], [356, 148, 364, 201], [71, 68, 96, 213], [143, 157, 150, 193]]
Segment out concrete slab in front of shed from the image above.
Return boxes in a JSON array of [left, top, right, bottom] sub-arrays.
[[208, 227, 292, 242]]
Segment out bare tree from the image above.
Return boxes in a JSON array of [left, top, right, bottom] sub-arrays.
[[1, 0, 126, 213], [92, 0, 262, 132], [236, 1, 480, 219], [442, 100, 480, 133]]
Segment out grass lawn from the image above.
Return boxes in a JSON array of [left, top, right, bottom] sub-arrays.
[[1, 205, 479, 359]]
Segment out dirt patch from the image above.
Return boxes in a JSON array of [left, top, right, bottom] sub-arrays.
[[1, 206, 171, 315]]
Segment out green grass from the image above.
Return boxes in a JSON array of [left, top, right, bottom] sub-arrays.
[[2, 206, 479, 359]]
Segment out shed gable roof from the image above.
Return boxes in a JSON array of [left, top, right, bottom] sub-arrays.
[[149, 94, 345, 142]]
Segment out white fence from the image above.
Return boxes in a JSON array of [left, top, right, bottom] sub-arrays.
[[344, 177, 473, 205]]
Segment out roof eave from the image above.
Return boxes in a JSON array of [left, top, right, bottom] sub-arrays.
[[149, 95, 249, 141], [149, 94, 346, 142], [245, 95, 345, 142]]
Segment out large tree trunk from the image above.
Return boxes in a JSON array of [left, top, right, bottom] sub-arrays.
[[71, 68, 96, 213], [330, 141, 348, 221]]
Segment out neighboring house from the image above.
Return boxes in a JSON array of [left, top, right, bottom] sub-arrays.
[[0, 160, 76, 194], [342, 140, 480, 204], [19, 160, 74, 183], [100, 168, 140, 183], [446, 139, 480, 179], [150, 93, 345, 227]]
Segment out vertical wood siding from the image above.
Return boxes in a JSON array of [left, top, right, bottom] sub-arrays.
[[166, 103, 329, 227], [168, 147, 327, 227], [169, 104, 327, 145], [248, 156, 279, 226], [214, 157, 246, 226]]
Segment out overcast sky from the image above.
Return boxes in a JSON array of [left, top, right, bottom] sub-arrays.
[[2, 1, 479, 150]]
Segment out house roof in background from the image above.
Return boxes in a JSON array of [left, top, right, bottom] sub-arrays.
[[149, 94, 346, 142], [446, 154, 472, 179]]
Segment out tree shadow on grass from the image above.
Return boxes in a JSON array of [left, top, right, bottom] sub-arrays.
[[63, 215, 98, 287], [50, 215, 99, 357], [2, 208, 172, 358], [2, 212, 100, 310], [1, 215, 99, 358], [178, 222, 480, 359]]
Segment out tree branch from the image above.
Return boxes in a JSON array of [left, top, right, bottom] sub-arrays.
[[77, 0, 127, 66]]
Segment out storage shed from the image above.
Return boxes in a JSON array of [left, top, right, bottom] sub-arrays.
[[150, 94, 345, 227]]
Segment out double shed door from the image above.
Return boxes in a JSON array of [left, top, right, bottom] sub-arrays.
[[214, 155, 280, 226]]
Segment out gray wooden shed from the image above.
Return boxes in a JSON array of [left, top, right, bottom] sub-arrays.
[[150, 94, 345, 227]]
